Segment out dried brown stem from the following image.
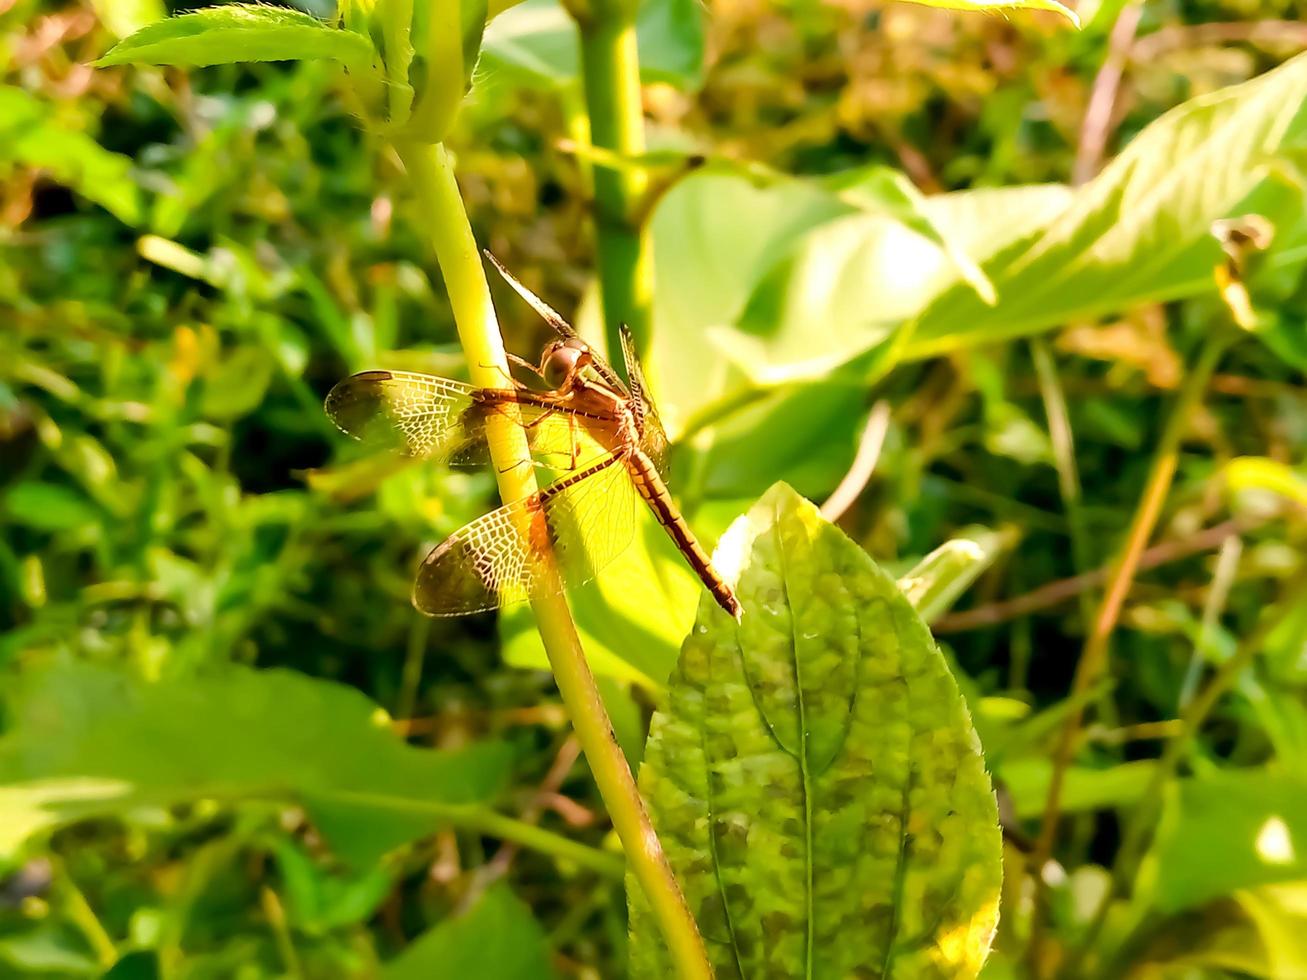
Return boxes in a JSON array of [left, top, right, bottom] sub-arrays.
[[933, 516, 1266, 633]]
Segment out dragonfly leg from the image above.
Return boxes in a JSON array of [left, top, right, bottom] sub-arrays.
[[507, 352, 545, 379], [477, 359, 533, 389]]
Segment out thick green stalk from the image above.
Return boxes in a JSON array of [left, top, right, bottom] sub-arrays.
[[576, 11, 654, 363], [395, 141, 710, 979]]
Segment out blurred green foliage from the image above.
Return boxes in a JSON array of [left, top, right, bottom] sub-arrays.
[[2, 0, 1307, 975]]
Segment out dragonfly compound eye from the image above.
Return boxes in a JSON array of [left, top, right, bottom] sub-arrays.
[[543, 344, 586, 389]]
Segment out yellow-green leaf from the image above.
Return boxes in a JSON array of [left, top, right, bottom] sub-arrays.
[[629, 483, 1001, 979], [96, 5, 377, 68]]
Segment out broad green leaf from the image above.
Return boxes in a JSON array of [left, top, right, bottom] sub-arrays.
[[480, 0, 704, 91], [892, 0, 1078, 26], [723, 212, 949, 386], [1144, 769, 1307, 913], [381, 884, 555, 980], [644, 177, 1068, 456], [897, 528, 1005, 624], [96, 5, 378, 69], [0, 663, 511, 867], [916, 184, 1073, 273], [629, 483, 1001, 979], [647, 173, 850, 430], [0, 86, 142, 225], [909, 52, 1307, 357], [825, 166, 996, 305]]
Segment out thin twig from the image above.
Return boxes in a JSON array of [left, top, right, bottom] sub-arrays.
[[1031, 338, 1094, 631], [1177, 533, 1242, 709], [1073, 1, 1144, 186], [932, 516, 1264, 633], [1130, 21, 1307, 63], [1027, 330, 1233, 972], [820, 401, 892, 522], [483, 737, 585, 882], [1070, 568, 1307, 978]]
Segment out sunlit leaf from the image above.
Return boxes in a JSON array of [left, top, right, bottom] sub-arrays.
[[382, 884, 555, 979], [89, 0, 165, 38], [891, 0, 1079, 27], [911, 51, 1307, 357], [0, 663, 511, 867], [1145, 770, 1307, 912], [630, 483, 1001, 978], [897, 528, 1005, 624], [96, 5, 378, 68], [1223, 456, 1307, 507]]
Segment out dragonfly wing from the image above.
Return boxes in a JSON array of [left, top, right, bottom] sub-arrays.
[[484, 252, 633, 396], [413, 453, 637, 615], [618, 325, 669, 477], [484, 251, 578, 340], [325, 370, 486, 461], [326, 370, 609, 470]]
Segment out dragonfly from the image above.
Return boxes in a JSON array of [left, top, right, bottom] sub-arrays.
[[324, 254, 743, 621]]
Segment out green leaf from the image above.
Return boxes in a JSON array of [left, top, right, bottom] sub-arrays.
[[629, 483, 1001, 979], [270, 838, 394, 934], [891, 0, 1079, 26], [89, 0, 166, 39], [897, 529, 1005, 624], [825, 166, 996, 305], [0, 662, 511, 866], [381, 884, 556, 980], [481, 0, 704, 91], [910, 51, 1307, 357], [646, 172, 849, 426], [96, 5, 378, 68], [0, 86, 142, 225], [1223, 456, 1307, 508], [997, 759, 1157, 819], [3, 482, 100, 531], [0, 924, 100, 976], [1145, 769, 1307, 913]]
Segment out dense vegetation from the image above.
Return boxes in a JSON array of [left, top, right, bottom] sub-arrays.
[[2, 0, 1306, 976]]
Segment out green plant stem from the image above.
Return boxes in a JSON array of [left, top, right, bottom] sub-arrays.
[[52, 857, 117, 968], [1030, 338, 1094, 631], [1027, 328, 1233, 968], [394, 140, 711, 979], [1072, 567, 1307, 978], [576, 11, 654, 363]]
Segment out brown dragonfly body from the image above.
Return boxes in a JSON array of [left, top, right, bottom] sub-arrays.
[[325, 255, 741, 620]]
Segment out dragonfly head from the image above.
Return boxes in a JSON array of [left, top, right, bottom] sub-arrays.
[[540, 337, 592, 390]]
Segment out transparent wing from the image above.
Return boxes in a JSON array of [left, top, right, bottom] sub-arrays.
[[325, 370, 610, 469], [483, 251, 578, 340], [413, 453, 637, 616], [483, 251, 631, 396], [618, 325, 669, 477]]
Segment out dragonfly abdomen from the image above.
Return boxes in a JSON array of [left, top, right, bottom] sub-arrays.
[[626, 452, 742, 621]]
